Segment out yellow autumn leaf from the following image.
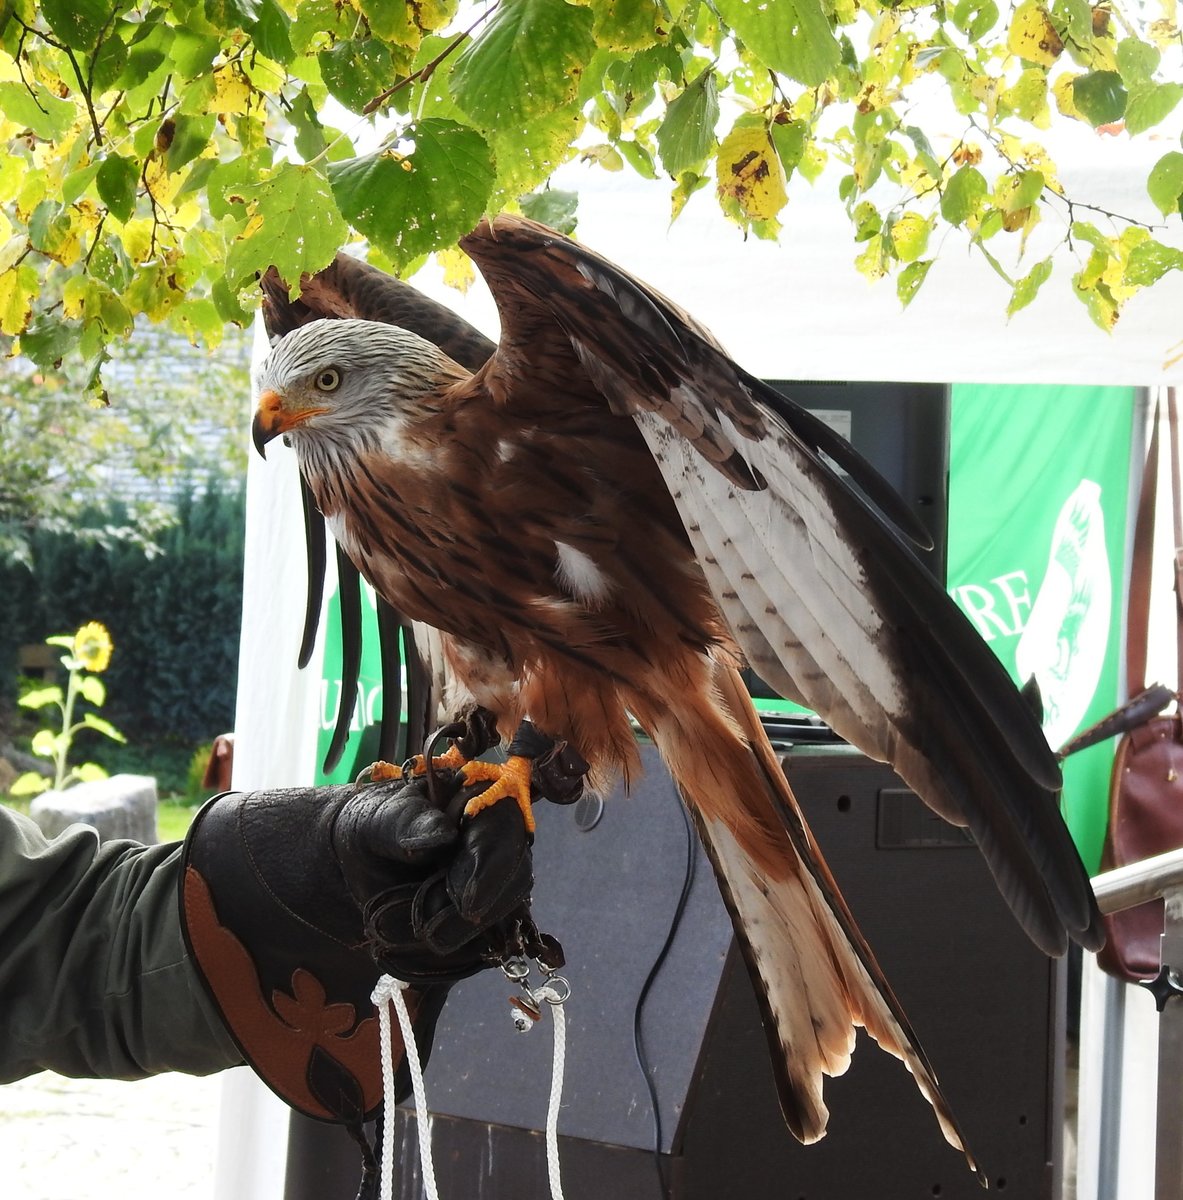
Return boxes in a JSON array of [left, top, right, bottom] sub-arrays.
[[213, 66, 254, 116], [1052, 73, 1083, 119], [62, 274, 88, 318], [1007, 1, 1063, 67], [119, 218, 157, 264], [890, 211, 932, 262], [436, 246, 475, 293], [15, 168, 47, 222], [0, 234, 23, 276], [855, 234, 890, 280], [716, 122, 788, 226], [0, 264, 35, 336], [144, 157, 184, 208]]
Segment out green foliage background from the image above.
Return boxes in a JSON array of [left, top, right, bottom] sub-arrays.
[[0, 481, 245, 772], [0, 0, 1179, 403]]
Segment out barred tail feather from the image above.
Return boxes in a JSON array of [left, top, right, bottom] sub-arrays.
[[632, 663, 983, 1180]]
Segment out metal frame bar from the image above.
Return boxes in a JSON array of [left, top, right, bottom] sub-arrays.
[[1092, 847, 1183, 1200]]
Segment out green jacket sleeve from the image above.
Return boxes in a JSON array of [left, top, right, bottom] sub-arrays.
[[0, 804, 241, 1082]]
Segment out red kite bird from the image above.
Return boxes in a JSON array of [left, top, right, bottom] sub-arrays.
[[253, 214, 1101, 1176]]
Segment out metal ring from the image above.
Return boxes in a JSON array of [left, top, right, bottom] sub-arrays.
[[500, 957, 531, 982], [538, 975, 571, 1004]]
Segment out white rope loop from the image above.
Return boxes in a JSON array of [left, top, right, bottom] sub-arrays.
[[372, 974, 439, 1200], [535, 983, 569, 1200]]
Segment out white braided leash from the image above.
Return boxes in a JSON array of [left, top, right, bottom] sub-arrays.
[[372, 974, 439, 1200], [535, 982, 569, 1200]]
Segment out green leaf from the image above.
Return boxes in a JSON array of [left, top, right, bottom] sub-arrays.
[[90, 33, 129, 92], [165, 114, 217, 173], [1125, 83, 1183, 137], [41, 0, 115, 50], [31, 729, 58, 757], [82, 712, 126, 743], [616, 137, 657, 180], [588, 0, 665, 50], [1007, 257, 1053, 316], [941, 165, 987, 224], [328, 120, 495, 269], [226, 162, 348, 289], [1072, 72, 1127, 126], [19, 686, 63, 710], [897, 259, 933, 308], [74, 762, 110, 783], [715, 0, 841, 86], [21, 313, 81, 369], [771, 119, 807, 175], [656, 70, 720, 176], [10, 772, 51, 797], [206, 0, 262, 25], [78, 675, 106, 707], [1116, 38, 1160, 85], [451, 0, 596, 130], [0, 82, 77, 142], [289, 89, 328, 161], [998, 169, 1045, 213], [97, 154, 139, 224], [318, 38, 395, 113], [1125, 239, 1183, 286], [250, 0, 294, 63], [45, 636, 75, 649], [519, 189, 579, 234], [1148, 152, 1183, 216], [953, 0, 1000, 39], [1052, 0, 1092, 46], [62, 162, 102, 207]]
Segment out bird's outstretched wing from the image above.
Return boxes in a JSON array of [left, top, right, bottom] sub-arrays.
[[458, 213, 1101, 959], [260, 257, 496, 765]]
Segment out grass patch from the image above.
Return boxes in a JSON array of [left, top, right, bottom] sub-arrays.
[[157, 800, 198, 842]]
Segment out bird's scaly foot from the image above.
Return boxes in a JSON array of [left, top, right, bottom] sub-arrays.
[[355, 746, 468, 787], [461, 756, 535, 834]]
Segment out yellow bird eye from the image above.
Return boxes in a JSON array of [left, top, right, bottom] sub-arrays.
[[316, 367, 341, 392]]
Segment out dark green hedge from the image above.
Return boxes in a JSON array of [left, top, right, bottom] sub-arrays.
[[1, 481, 245, 747]]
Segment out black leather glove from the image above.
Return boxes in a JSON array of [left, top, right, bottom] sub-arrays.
[[179, 769, 532, 1130], [334, 768, 534, 981]]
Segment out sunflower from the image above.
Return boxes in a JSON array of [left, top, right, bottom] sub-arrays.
[[73, 621, 113, 674]]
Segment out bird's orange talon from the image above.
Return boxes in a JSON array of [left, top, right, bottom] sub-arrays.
[[356, 759, 404, 786], [461, 755, 535, 833]]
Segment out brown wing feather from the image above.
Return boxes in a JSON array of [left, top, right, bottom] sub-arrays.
[[457, 212, 1101, 955], [261, 255, 495, 371]]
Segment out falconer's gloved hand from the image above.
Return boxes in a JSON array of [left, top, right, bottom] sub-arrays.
[[179, 768, 532, 1129]]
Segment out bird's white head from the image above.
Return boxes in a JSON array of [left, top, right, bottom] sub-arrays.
[[252, 317, 454, 460]]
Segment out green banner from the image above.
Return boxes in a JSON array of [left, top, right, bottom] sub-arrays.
[[314, 582, 387, 787], [948, 384, 1136, 874]]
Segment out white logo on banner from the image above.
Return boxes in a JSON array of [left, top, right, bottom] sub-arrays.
[[1015, 479, 1111, 750]]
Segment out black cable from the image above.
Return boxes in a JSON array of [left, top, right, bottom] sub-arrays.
[[631, 787, 698, 1200]]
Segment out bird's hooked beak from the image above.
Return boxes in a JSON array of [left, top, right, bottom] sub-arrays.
[[251, 389, 328, 458]]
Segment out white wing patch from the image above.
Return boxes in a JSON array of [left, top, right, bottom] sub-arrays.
[[554, 540, 613, 605], [633, 409, 906, 755]]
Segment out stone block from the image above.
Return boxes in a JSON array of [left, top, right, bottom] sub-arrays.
[[30, 774, 159, 844]]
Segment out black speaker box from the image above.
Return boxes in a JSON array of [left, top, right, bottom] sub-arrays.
[[286, 742, 1064, 1200]]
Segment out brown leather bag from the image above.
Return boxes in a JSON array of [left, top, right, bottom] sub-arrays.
[[1090, 389, 1183, 982]]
